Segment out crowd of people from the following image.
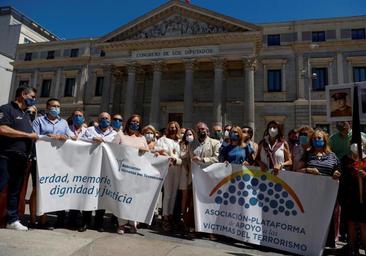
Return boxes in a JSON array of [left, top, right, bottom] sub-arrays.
[[1, 86, 366, 255]]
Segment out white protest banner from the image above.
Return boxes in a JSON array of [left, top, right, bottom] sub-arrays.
[[36, 137, 169, 224], [192, 163, 339, 256]]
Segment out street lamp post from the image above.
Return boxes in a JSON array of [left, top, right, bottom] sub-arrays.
[[307, 61, 318, 128], [307, 44, 319, 128]]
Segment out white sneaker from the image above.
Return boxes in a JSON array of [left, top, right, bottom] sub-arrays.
[[6, 220, 28, 231]]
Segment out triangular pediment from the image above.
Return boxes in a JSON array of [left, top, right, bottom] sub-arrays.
[[100, 0, 260, 43]]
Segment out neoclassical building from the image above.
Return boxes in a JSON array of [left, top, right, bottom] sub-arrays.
[[9, 0, 366, 138]]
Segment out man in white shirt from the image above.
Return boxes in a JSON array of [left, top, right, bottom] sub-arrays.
[[79, 112, 117, 232]]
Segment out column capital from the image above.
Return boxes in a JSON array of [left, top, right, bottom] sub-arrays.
[[112, 67, 124, 78], [183, 58, 196, 71], [127, 62, 138, 73], [152, 60, 164, 72], [243, 57, 257, 71], [213, 57, 225, 70]]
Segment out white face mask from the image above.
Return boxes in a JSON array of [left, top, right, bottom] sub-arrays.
[[224, 130, 230, 138], [186, 135, 194, 142], [268, 127, 278, 138], [350, 143, 362, 155], [144, 133, 154, 142]]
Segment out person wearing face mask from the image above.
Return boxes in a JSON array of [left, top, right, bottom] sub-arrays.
[[292, 126, 314, 171], [190, 122, 220, 165], [0, 86, 38, 231], [111, 114, 123, 132], [298, 129, 341, 248], [155, 121, 183, 232], [339, 142, 366, 255], [241, 125, 258, 163], [179, 128, 197, 232], [219, 126, 253, 165], [32, 98, 73, 229], [255, 121, 292, 175], [112, 114, 149, 235], [141, 125, 157, 150], [287, 129, 299, 153], [298, 129, 341, 178], [69, 110, 86, 139], [211, 124, 223, 142], [79, 112, 117, 232]]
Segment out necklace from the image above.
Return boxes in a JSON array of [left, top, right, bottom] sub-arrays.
[[316, 152, 324, 160]]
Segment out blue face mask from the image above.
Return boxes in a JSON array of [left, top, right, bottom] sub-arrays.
[[129, 123, 139, 131], [99, 119, 111, 129], [229, 132, 239, 141], [299, 135, 309, 145], [312, 139, 325, 149], [111, 120, 122, 130], [72, 116, 84, 126], [48, 107, 60, 117], [25, 98, 36, 107]]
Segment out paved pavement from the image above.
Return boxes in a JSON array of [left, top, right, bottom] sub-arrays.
[[0, 221, 361, 256]]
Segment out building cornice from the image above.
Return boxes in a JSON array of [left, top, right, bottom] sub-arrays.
[[17, 38, 96, 50], [98, 32, 261, 51], [294, 39, 366, 51], [11, 56, 90, 68]]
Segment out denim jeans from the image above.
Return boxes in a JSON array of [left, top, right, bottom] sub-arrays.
[[0, 155, 28, 223]]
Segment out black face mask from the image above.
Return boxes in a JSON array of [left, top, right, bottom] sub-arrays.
[[198, 131, 207, 140]]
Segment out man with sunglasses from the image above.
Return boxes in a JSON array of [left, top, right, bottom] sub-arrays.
[[111, 114, 123, 132], [0, 86, 38, 231]]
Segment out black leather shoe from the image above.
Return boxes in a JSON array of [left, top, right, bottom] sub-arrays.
[[78, 225, 87, 232]]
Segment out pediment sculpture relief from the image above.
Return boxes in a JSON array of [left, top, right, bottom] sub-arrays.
[[131, 15, 232, 40]]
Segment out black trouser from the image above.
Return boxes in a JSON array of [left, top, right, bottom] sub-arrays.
[[0, 154, 28, 223], [81, 210, 105, 228]]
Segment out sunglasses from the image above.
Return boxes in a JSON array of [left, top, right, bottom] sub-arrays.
[[26, 111, 36, 115], [113, 118, 123, 122]]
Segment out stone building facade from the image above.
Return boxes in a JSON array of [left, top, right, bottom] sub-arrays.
[[9, 0, 366, 139]]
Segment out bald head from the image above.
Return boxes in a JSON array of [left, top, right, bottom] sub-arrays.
[[99, 112, 111, 121]]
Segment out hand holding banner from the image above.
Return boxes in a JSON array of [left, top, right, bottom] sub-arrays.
[[192, 162, 338, 256], [36, 137, 169, 224]]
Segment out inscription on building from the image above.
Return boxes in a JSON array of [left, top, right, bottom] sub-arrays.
[[132, 46, 219, 60]]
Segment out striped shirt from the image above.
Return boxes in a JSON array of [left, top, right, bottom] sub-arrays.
[[302, 151, 340, 176]]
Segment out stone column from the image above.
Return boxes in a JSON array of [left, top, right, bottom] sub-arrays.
[[183, 59, 195, 128], [297, 54, 305, 99], [337, 52, 344, 84], [77, 65, 88, 103], [53, 67, 63, 98], [149, 61, 163, 128], [212, 58, 224, 127], [100, 66, 113, 113], [9, 69, 17, 101], [32, 69, 39, 89], [112, 68, 124, 115], [244, 57, 256, 130], [123, 63, 137, 118]]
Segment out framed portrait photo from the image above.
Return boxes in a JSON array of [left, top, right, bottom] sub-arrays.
[[326, 84, 353, 122]]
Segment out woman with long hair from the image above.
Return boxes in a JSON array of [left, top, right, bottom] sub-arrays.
[[112, 114, 149, 235], [156, 121, 182, 232], [255, 121, 292, 175], [219, 125, 253, 165]]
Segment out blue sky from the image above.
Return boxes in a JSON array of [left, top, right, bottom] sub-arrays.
[[1, 0, 365, 39]]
